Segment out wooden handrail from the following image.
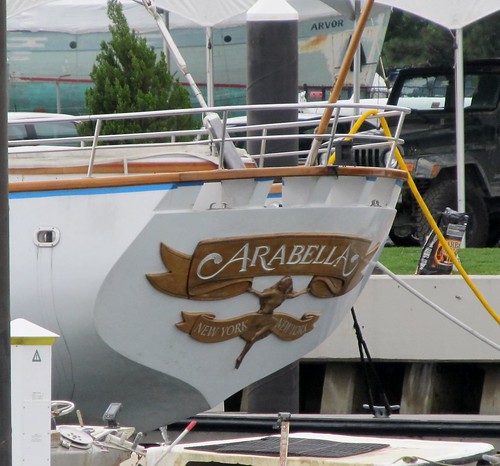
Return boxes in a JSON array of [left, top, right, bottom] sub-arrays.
[[9, 165, 407, 193]]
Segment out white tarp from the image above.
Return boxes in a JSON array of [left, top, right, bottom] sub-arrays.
[[7, 0, 59, 18], [7, 0, 337, 32], [8, 0, 160, 33], [152, 0, 387, 28], [152, 0, 254, 28], [6, 0, 393, 33]]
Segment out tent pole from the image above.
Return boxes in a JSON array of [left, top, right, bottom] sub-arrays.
[[163, 11, 170, 70], [206, 27, 214, 107], [142, 0, 208, 108], [454, 28, 466, 244]]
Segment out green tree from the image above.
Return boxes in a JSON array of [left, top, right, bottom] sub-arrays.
[[464, 12, 500, 60], [382, 11, 453, 69], [84, 0, 196, 139], [382, 11, 500, 71]]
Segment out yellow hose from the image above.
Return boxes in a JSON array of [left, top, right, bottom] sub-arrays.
[[376, 117, 500, 325], [327, 109, 379, 165]]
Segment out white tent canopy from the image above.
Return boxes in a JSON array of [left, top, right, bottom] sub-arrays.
[[6, 0, 391, 33], [151, 0, 254, 28], [8, 0, 159, 33], [7, 0, 260, 32], [7, 0, 59, 18]]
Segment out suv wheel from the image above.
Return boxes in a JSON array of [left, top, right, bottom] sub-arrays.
[[415, 179, 489, 247]]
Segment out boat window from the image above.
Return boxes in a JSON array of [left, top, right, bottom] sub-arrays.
[[8, 120, 80, 146], [32, 121, 79, 139], [8, 123, 28, 141]]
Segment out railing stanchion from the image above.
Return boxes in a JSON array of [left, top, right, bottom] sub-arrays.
[[87, 118, 102, 177]]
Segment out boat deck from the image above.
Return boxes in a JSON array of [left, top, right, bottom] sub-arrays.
[[164, 413, 500, 451], [187, 436, 389, 458]]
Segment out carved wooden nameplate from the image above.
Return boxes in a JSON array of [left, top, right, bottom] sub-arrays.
[[147, 233, 378, 368]]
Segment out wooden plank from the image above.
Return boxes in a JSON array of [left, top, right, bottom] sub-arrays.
[[9, 166, 407, 193]]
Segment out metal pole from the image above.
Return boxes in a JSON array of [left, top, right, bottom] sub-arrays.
[[206, 27, 214, 107], [56, 73, 70, 114], [142, 0, 207, 108], [454, 28, 466, 245], [163, 10, 170, 69], [278, 412, 291, 466], [0, 0, 12, 463]]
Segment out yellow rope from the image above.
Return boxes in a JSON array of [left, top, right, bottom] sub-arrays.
[[376, 116, 500, 326], [327, 109, 379, 165], [328, 109, 500, 325]]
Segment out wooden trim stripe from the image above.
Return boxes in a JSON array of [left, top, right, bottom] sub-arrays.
[[8, 160, 219, 176], [9, 166, 407, 193]]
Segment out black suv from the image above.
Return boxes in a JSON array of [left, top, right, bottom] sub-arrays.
[[373, 59, 500, 247]]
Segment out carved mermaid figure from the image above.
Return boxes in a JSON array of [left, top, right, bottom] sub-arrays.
[[235, 276, 308, 369]]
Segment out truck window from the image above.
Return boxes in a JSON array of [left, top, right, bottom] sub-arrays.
[[397, 74, 449, 110], [467, 73, 500, 110]]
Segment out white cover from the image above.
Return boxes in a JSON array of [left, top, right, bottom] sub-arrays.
[[7, 0, 56, 18], [8, 0, 181, 32], [9, 0, 498, 32], [6, 0, 382, 33], [6, 0, 330, 32]]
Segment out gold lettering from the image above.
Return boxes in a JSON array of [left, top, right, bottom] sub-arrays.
[[323, 246, 339, 265], [287, 245, 306, 265], [312, 245, 329, 264], [300, 245, 319, 265], [196, 243, 250, 279], [330, 245, 360, 277], [196, 322, 219, 338], [250, 245, 274, 271], [268, 245, 287, 267], [275, 317, 308, 337]]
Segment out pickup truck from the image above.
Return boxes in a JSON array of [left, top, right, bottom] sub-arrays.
[[367, 59, 500, 247]]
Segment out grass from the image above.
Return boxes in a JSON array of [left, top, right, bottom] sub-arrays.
[[379, 247, 500, 275]]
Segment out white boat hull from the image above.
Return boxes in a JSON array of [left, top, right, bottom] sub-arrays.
[[9, 166, 404, 431]]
